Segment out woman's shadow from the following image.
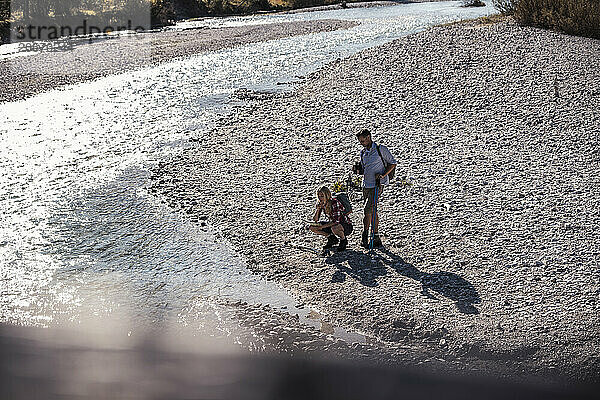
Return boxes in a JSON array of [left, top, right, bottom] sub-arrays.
[[325, 248, 481, 314], [325, 250, 388, 288]]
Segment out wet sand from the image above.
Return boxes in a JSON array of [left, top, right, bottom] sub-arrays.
[[0, 19, 356, 103], [151, 17, 600, 382]]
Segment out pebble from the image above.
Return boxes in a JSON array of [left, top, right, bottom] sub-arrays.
[[150, 18, 600, 381]]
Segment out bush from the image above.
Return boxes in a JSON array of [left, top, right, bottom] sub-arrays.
[[515, 0, 600, 39], [287, 0, 331, 10], [205, 0, 229, 14], [1, 0, 10, 21], [494, 0, 600, 39], [493, 0, 517, 15], [244, 0, 273, 13], [151, 0, 176, 25], [177, 0, 208, 16], [0, 20, 8, 44], [462, 0, 485, 7]]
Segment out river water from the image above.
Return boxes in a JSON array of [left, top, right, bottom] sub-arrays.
[[0, 2, 494, 347]]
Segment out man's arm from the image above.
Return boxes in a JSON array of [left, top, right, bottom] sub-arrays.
[[379, 145, 397, 179], [381, 163, 396, 178], [380, 145, 397, 164]]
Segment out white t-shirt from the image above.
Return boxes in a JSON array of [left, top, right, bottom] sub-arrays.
[[360, 142, 397, 188]]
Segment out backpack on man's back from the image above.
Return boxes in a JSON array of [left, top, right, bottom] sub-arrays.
[[375, 144, 395, 181], [360, 144, 395, 181]]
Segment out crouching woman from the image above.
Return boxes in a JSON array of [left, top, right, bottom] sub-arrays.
[[309, 186, 353, 252]]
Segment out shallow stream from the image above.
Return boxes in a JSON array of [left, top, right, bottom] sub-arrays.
[[0, 2, 494, 348]]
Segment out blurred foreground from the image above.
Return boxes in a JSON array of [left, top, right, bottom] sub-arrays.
[[1, 323, 596, 399]]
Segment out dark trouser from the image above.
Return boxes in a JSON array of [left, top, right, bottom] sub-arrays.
[[320, 222, 353, 237]]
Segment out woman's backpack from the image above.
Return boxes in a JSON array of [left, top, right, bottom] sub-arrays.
[[333, 192, 352, 215]]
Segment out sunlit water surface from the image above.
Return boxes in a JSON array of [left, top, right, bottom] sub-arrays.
[[0, 2, 494, 345]]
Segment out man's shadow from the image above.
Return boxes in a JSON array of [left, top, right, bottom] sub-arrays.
[[325, 247, 481, 314]]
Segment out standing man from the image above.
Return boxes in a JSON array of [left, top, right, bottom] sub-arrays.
[[354, 129, 397, 248]]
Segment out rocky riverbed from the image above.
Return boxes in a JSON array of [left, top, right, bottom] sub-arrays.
[[0, 19, 356, 103], [150, 16, 600, 382]]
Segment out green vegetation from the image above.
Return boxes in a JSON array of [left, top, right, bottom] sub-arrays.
[[0, 0, 8, 21], [149, 0, 346, 26], [0, 0, 355, 42], [151, 0, 352, 26], [476, 13, 509, 25], [494, 0, 600, 39], [1, 0, 10, 43], [492, 0, 516, 14], [2, 0, 155, 43], [461, 0, 485, 7]]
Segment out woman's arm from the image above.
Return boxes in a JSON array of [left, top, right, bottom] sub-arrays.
[[320, 199, 343, 228], [313, 202, 323, 222]]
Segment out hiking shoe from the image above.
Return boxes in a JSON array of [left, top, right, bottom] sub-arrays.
[[372, 235, 383, 248], [336, 238, 348, 252], [323, 235, 339, 250], [361, 231, 369, 248]]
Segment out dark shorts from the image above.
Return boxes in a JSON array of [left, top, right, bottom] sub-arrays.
[[363, 185, 384, 214], [320, 221, 353, 237]]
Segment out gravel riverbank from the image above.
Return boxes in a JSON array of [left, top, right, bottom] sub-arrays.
[[151, 17, 600, 382], [0, 19, 356, 103]]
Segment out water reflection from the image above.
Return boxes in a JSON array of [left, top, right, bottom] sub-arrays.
[[43, 167, 300, 325]]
